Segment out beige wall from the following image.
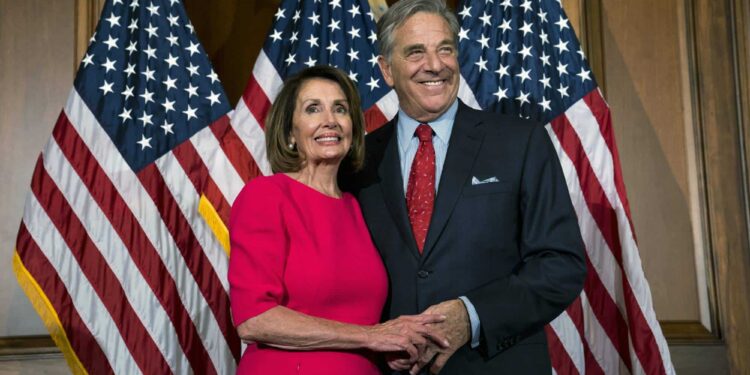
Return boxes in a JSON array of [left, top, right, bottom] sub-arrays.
[[0, 0, 74, 336], [599, 0, 701, 321]]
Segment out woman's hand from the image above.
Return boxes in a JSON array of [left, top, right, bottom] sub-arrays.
[[363, 314, 451, 363]]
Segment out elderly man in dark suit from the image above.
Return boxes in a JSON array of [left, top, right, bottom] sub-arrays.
[[342, 0, 587, 373]]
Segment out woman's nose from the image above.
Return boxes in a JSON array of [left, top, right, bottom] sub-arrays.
[[322, 109, 338, 126]]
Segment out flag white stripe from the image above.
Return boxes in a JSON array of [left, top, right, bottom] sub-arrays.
[[546, 122, 644, 372], [549, 311, 585, 374], [252, 50, 284, 103], [545, 124, 626, 318], [23, 193, 141, 375], [629, 336, 647, 375], [42, 137, 188, 374], [374, 89, 399, 121], [190, 125, 246, 204], [579, 293, 629, 375], [64, 88, 229, 372], [156, 150, 230, 292], [230, 99, 272, 179], [458, 75, 482, 110], [615, 207, 675, 374], [564, 100, 675, 374], [564, 99, 618, 208]]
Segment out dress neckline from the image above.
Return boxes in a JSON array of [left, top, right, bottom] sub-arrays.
[[278, 173, 346, 201]]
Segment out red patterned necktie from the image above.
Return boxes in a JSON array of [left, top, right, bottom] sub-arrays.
[[406, 124, 435, 254]]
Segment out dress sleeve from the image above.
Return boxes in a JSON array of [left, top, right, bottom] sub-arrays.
[[228, 178, 288, 327]]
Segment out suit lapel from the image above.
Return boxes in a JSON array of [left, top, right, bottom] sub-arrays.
[[421, 102, 485, 260], [376, 120, 422, 261]]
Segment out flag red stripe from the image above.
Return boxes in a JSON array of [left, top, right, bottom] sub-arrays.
[[582, 257, 632, 371], [30, 157, 170, 374], [171, 140, 204, 194], [242, 76, 272, 130], [137, 163, 242, 361], [16, 224, 115, 375], [364, 105, 389, 133], [622, 277, 667, 374], [51, 114, 218, 375], [205, 178, 232, 224], [545, 325, 580, 375], [209, 115, 262, 184], [547, 121, 634, 369], [550, 115, 666, 374], [566, 298, 605, 375], [170, 139, 232, 223], [582, 91, 636, 238]]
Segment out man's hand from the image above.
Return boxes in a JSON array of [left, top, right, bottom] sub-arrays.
[[410, 299, 471, 374]]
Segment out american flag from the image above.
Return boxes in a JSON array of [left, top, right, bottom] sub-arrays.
[[230, 0, 399, 152], [13, 0, 242, 373], [233, 0, 676, 374], [455, 0, 675, 373]]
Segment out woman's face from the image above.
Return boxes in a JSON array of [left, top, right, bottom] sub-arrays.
[[290, 78, 353, 167]]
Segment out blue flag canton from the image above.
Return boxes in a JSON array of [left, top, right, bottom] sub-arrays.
[[457, 0, 597, 123], [74, 0, 232, 172], [262, 0, 390, 110]]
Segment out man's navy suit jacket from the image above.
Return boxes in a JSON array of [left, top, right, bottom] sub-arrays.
[[341, 101, 587, 374]]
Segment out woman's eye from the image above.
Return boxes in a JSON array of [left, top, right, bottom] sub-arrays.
[[305, 105, 320, 113], [335, 105, 349, 114]]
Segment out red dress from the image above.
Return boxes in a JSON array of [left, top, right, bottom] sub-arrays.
[[229, 174, 388, 374]]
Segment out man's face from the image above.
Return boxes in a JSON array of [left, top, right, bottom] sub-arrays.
[[378, 12, 460, 123]]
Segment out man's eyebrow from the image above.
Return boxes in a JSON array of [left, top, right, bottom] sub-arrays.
[[439, 38, 456, 46], [402, 43, 425, 53]]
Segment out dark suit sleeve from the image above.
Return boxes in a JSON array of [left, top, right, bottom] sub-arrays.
[[465, 123, 586, 358]]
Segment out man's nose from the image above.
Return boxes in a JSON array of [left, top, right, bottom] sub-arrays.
[[423, 50, 445, 72]]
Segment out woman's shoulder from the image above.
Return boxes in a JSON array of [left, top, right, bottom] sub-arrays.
[[233, 174, 289, 207]]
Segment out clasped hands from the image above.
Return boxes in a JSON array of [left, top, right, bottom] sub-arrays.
[[367, 299, 470, 374]]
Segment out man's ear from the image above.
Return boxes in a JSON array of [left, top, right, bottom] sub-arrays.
[[377, 55, 395, 87]]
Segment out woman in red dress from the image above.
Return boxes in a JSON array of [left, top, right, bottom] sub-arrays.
[[229, 66, 448, 374]]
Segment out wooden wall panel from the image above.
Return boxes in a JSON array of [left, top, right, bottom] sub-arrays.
[[696, 0, 750, 369], [599, 0, 702, 322], [183, 0, 280, 104]]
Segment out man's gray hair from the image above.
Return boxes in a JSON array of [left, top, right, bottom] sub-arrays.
[[376, 0, 460, 62]]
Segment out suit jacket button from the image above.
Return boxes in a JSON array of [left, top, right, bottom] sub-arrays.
[[417, 270, 429, 279]]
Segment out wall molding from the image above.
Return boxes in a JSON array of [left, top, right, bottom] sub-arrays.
[[0, 336, 57, 357], [660, 321, 720, 344]]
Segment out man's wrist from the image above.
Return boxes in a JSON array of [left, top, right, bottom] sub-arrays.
[[457, 296, 481, 349]]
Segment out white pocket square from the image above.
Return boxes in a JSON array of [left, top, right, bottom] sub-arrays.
[[471, 176, 499, 185]]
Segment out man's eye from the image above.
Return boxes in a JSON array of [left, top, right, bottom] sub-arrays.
[[438, 46, 455, 56], [405, 51, 425, 61]]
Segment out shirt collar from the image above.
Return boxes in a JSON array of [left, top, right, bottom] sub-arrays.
[[396, 100, 458, 151]]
